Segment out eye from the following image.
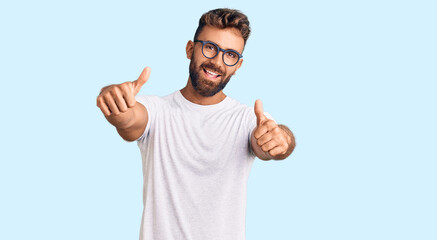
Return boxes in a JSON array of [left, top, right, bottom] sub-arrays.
[[226, 51, 237, 59], [204, 43, 216, 51]]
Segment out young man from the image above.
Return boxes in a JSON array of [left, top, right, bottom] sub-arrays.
[[97, 8, 295, 240]]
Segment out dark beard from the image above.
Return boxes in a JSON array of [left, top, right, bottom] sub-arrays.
[[189, 61, 232, 97]]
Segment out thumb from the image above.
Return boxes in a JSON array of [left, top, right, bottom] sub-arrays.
[[254, 99, 266, 126], [132, 67, 151, 95]]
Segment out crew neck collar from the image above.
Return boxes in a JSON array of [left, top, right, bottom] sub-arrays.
[[176, 90, 230, 111]]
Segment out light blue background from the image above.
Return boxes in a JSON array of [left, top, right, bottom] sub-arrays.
[[1, 0, 436, 239]]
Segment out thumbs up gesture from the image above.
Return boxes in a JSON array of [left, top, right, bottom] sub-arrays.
[[253, 99, 291, 158], [97, 67, 151, 117]]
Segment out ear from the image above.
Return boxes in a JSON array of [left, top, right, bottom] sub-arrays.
[[232, 58, 243, 75], [186, 40, 194, 59]]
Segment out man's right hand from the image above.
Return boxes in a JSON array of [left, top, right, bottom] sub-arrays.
[[97, 67, 151, 117]]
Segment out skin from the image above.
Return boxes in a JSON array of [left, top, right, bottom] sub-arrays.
[[251, 100, 295, 160], [96, 67, 150, 141], [96, 25, 296, 160], [180, 26, 244, 105]]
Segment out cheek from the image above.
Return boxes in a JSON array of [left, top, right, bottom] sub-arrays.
[[194, 50, 205, 61], [192, 54, 205, 67], [189, 57, 200, 69], [227, 68, 237, 76]]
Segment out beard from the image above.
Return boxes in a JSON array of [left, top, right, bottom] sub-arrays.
[[189, 60, 233, 97]]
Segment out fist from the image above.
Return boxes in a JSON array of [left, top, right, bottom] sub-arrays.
[[96, 67, 151, 117], [253, 99, 290, 158]]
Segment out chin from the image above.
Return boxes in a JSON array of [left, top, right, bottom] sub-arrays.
[[189, 61, 232, 97], [192, 75, 231, 97]]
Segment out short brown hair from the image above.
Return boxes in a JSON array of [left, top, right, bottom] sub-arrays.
[[194, 8, 251, 46]]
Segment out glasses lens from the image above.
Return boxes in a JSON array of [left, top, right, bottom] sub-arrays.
[[202, 42, 217, 58], [223, 51, 239, 66]]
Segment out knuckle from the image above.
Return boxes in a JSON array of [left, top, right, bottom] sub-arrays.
[[129, 100, 137, 108], [126, 101, 134, 108], [120, 107, 128, 113], [103, 92, 112, 100], [111, 86, 121, 96], [121, 82, 133, 92], [259, 125, 266, 132], [119, 82, 127, 87], [124, 95, 134, 107], [119, 82, 128, 91], [262, 145, 269, 152], [268, 121, 277, 128], [272, 127, 281, 134]]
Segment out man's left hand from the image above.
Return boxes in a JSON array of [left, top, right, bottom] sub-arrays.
[[253, 99, 292, 158]]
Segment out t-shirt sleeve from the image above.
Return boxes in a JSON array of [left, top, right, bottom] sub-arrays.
[[246, 107, 276, 158], [134, 95, 159, 142]]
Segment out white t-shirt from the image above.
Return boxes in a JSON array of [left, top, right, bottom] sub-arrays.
[[135, 90, 271, 240]]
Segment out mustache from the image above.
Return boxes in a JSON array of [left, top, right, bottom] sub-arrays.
[[200, 62, 225, 76]]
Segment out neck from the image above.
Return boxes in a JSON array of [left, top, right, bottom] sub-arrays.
[[180, 78, 227, 105]]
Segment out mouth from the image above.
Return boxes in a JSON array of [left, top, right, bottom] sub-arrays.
[[203, 68, 221, 79]]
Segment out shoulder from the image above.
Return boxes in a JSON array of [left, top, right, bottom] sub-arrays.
[[135, 94, 161, 104], [135, 91, 178, 107], [225, 95, 253, 113], [224, 96, 257, 127]]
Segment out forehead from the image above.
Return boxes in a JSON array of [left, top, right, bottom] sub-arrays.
[[197, 26, 245, 53]]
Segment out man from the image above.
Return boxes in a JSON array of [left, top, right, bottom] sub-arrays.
[[97, 8, 295, 240]]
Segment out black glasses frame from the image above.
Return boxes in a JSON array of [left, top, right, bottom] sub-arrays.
[[194, 40, 243, 66]]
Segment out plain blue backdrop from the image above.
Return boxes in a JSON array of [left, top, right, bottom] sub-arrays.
[[1, 0, 436, 239]]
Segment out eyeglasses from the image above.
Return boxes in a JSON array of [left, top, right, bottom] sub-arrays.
[[194, 40, 243, 67]]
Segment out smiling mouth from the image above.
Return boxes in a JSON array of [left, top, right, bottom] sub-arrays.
[[203, 68, 221, 78]]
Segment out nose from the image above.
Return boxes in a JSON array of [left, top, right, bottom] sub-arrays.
[[210, 50, 225, 67]]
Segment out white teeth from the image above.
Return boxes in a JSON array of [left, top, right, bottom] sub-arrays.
[[205, 69, 219, 76]]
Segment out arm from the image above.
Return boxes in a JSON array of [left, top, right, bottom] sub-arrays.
[[96, 67, 151, 142]]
